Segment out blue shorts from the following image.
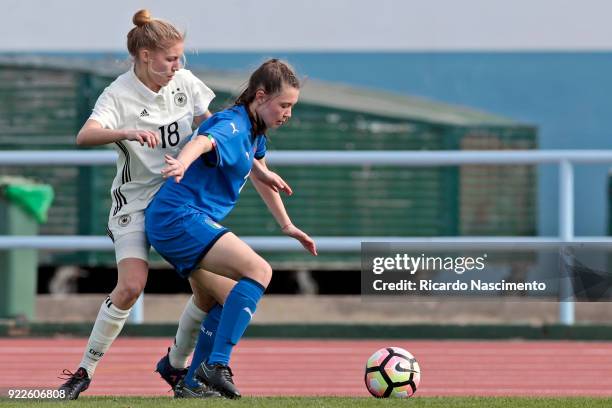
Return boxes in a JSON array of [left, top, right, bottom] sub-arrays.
[[146, 212, 229, 278]]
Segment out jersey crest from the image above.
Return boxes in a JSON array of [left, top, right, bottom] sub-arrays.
[[172, 87, 187, 107], [118, 214, 132, 227]]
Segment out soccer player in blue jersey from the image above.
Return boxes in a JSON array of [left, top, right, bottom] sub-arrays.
[[146, 59, 317, 398]]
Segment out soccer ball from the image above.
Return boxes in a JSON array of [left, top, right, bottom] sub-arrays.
[[364, 346, 420, 398]]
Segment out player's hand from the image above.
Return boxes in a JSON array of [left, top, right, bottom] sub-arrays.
[[251, 163, 293, 195], [161, 154, 186, 183], [282, 224, 317, 256], [253, 169, 293, 195], [124, 129, 160, 149]]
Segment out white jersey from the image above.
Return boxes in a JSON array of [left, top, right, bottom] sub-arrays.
[[89, 68, 215, 221]]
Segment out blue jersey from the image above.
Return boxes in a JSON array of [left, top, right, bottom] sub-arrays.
[[148, 104, 267, 224]]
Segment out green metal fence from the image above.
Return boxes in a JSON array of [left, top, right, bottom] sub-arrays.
[[0, 59, 538, 268]]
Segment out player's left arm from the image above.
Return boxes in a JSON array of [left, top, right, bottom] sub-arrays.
[[250, 158, 293, 195], [187, 68, 215, 128], [250, 161, 317, 256]]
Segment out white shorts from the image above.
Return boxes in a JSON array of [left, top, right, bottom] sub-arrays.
[[107, 210, 150, 263]]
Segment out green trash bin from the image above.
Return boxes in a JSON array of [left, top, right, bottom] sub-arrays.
[[0, 176, 54, 320]]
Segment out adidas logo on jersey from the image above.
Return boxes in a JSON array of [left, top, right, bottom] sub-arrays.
[[139, 109, 149, 117]]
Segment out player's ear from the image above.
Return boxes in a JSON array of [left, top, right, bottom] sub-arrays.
[[254, 89, 267, 103], [139, 48, 150, 64]]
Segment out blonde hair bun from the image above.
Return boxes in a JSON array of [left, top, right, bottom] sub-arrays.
[[133, 9, 152, 27]]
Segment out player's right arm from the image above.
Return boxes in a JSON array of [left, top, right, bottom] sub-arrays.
[[77, 85, 161, 148], [76, 119, 160, 148]]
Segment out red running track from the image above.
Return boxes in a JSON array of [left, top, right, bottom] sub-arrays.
[[1, 338, 612, 397]]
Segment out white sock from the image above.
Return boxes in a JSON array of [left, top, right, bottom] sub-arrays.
[[79, 296, 130, 378], [168, 296, 207, 369]]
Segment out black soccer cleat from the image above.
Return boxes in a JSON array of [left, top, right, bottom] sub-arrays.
[[155, 348, 188, 389], [173, 379, 222, 399], [195, 362, 241, 399], [58, 367, 91, 400]]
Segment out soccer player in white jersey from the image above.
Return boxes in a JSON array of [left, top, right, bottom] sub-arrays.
[[58, 9, 291, 400]]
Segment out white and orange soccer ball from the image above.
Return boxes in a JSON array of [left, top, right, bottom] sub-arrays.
[[364, 346, 421, 398]]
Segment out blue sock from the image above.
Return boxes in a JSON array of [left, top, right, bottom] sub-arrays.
[[208, 278, 265, 366], [183, 304, 222, 388]]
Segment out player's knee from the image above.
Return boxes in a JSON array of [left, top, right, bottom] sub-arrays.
[[192, 290, 215, 311], [114, 281, 145, 305], [248, 260, 272, 288]]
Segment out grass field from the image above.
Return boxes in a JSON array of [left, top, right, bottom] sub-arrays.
[[2, 397, 612, 407]]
